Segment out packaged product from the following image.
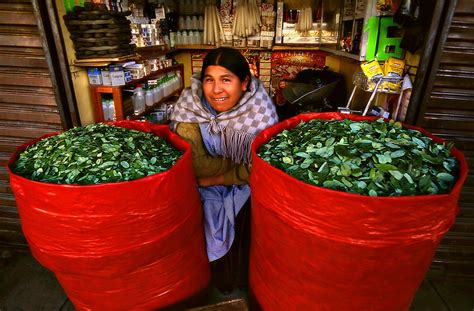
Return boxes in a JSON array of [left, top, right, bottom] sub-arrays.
[[384, 57, 405, 78], [360, 59, 384, 81]]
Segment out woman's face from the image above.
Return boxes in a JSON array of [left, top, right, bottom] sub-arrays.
[[202, 65, 249, 113]]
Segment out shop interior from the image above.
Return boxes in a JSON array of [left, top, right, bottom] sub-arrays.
[[60, 0, 420, 128]]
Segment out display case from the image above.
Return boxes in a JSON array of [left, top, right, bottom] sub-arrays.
[[277, 0, 340, 46], [334, 0, 377, 61]]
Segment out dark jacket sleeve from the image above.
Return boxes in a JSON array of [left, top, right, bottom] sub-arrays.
[[175, 122, 250, 185]]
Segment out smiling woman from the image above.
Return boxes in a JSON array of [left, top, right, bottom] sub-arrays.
[[202, 65, 249, 113], [168, 47, 278, 290]]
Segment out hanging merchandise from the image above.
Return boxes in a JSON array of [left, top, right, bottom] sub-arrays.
[[203, 1, 225, 45], [232, 0, 262, 38], [295, 7, 313, 34]]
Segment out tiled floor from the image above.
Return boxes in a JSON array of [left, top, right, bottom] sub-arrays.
[[1, 250, 473, 310]]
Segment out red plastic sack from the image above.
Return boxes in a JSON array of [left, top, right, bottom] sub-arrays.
[[249, 113, 468, 311], [8, 121, 210, 310]]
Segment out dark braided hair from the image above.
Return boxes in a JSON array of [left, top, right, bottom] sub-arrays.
[[200, 47, 251, 83]]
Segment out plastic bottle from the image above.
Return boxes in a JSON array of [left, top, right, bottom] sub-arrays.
[[178, 16, 185, 30], [145, 87, 154, 107], [158, 77, 165, 100], [176, 71, 183, 89], [184, 30, 190, 44], [198, 16, 204, 30], [197, 31, 202, 44], [107, 99, 116, 121], [153, 84, 160, 103], [133, 85, 145, 115], [164, 76, 171, 97], [102, 98, 110, 121], [171, 73, 179, 92]]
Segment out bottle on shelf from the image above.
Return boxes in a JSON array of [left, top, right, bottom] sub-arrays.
[[145, 86, 154, 107], [133, 85, 146, 115], [102, 98, 110, 121], [176, 71, 182, 89], [158, 76, 165, 99], [102, 98, 116, 121], [153, 80, 161, 104], [107, 99, 116, 121]]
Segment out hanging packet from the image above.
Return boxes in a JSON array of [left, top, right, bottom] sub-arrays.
[[360, 59, 384, 81], [384, 57, 405, 78]]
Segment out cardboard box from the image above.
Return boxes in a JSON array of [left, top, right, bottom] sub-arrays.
[[233, 36, 247, 48], [125, 64, 145, 80], [87, 68, 102, 85], [101, 69, 111, 86], [247, 35, 261, 48], [109, 65, 126, 86], [275, 2, 284, 44]]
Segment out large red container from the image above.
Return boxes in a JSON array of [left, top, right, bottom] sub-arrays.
[[249, 113, 468, 310], [8, 121, 210, 310]]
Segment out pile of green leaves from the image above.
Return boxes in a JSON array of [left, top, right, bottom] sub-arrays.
[[12, 123, 182, 185], [258, 118, 459, 196]]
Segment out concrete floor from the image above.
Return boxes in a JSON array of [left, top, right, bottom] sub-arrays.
[[1, 250, 473, 310]]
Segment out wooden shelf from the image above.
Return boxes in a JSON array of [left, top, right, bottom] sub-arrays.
[[128, 91, 181, 120], [73, 54, 138, 67], [135, 46, 178, 59], [320, 47, 364, 61], [175, 44, 218, 50], [73, 46, 177, 67], [90, 63, 184, 122], [135, 45, 175, 53], [92, 64, 184, 93], [126, 64, 183, 87], [175, 44, 271, 51], [272, 45, 321, 51]]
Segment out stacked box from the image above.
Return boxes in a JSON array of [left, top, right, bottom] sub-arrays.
[[275, 2, 284, 44], [233, 37, 247, 48], [247, 35, 260, 48], [191, 51, 206, 74], [259, 51, 272, 92], [220, 0, 234, 45], [108, 65, 132, 86], [87, 68, 102, 85], [101, 69, 111, 86], [260, 2, 276, 49]]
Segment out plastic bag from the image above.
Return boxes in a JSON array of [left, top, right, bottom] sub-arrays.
[[8, 121, 210, 310], [249, 112, 468, 310]]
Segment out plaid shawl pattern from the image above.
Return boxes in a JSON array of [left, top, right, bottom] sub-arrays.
[[169, 73, 278, 164]]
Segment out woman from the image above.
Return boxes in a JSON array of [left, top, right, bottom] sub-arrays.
[[169, 47, 278, 266]]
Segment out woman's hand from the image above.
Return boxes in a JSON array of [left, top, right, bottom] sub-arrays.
[[198, 174, 225, 187]]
